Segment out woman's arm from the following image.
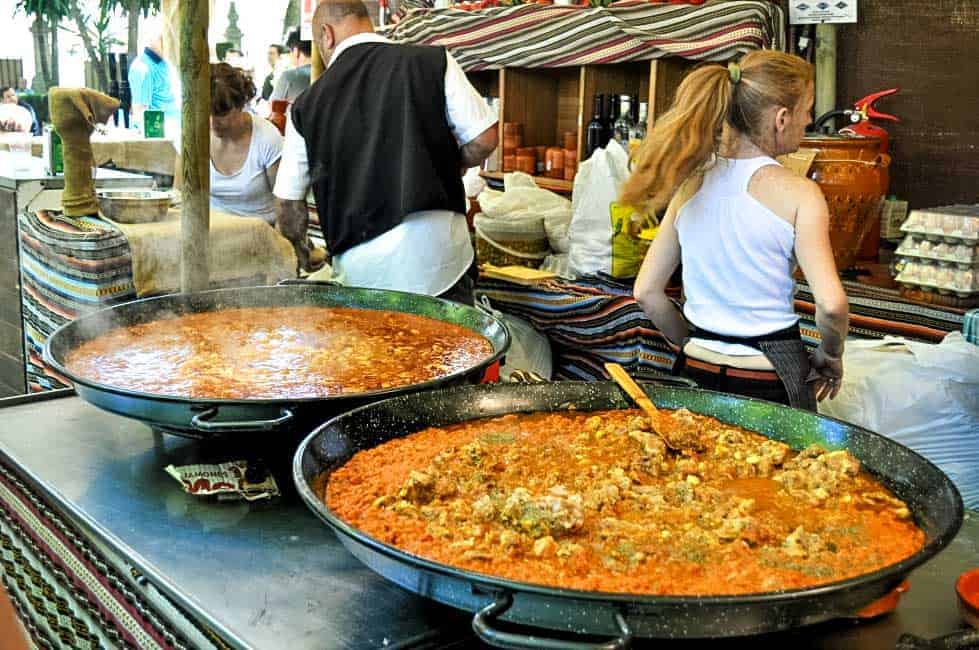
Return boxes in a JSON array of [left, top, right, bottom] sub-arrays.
[[794, 178, 849, 399], [264, 159, 281, 194], [634, 198, 686, 347]]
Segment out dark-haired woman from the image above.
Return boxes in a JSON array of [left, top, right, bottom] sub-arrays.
[[625, 51, 849, 411], [210, 62, 283, 225]]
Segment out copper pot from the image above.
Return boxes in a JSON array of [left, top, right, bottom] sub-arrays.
[[797, 135, 891, 270]]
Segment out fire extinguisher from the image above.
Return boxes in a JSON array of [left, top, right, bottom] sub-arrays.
[[811, 88, 900, 153]]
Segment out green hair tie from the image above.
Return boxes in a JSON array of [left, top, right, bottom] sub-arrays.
[[728, 62, 742, 85]]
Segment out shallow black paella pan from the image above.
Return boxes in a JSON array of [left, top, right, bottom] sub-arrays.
[[294, 381, 963, 647], [43, 284, 509, 439]]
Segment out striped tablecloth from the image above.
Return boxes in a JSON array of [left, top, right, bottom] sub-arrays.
[[392, 0, 785, 69], [477, 274, 966, 381], [18, 211, 136, 392], [0, 457, 223, 649]]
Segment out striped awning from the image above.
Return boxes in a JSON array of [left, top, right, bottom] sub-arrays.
[[391, 0, 786, 70]]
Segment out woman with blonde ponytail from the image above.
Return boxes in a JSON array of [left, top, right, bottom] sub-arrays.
[[628, 50, 849, 411]]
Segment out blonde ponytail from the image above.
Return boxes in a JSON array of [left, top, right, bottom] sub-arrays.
[[619, 50, 815, 211], [620, 64, 732, 210]]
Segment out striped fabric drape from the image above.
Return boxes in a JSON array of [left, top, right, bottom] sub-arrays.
[[391, 1, 785, 69]]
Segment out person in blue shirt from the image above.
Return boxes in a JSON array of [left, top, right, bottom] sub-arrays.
[[128, 34, 180, 130]]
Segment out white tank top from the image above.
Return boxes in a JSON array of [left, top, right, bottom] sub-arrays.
[[675, 156, 799, 356]]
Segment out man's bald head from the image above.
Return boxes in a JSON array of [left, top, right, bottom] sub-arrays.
[[314, 0, 371, 26], [312, 0, 375, 60]]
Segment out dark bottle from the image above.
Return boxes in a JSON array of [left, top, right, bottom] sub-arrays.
[[586, 94, 606, 157], [107, 53, 121, 127], [603, 93, 618, 144], [118, 53, 132, 129]]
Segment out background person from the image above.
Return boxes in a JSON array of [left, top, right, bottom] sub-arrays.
[[129, 33, 181, 131], [270, 29, 312, 104], [262, 44, 289, 101], [0, 87, 35, 134], [210, 63, 283, 225]]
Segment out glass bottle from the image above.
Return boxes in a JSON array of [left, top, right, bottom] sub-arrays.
[[629, 102, 648, 144], [586, 94, 606, 157], [603, 94, 617, 144], [613, 95, 634, 147]]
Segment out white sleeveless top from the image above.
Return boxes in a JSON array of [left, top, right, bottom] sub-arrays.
[[210, 114, 283, 225], [675, 156, 799, 356]]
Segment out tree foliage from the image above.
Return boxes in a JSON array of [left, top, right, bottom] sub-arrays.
[[15, 0, 69, 91]]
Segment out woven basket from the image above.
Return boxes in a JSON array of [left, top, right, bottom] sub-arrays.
[[799, 135, 890, 270], [474, 213, 550, 269]]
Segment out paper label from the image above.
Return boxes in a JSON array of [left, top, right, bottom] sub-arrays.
[[790, 0, 857, 24], [778, 149, 818, 177], [165, 461, 280, 502]]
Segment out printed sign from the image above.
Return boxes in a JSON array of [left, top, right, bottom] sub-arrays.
[[301, 0, 315, 40], [790, 0, 857, 24]]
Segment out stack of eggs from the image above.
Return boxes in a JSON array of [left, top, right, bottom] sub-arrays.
[[894, 205, 979, 297]]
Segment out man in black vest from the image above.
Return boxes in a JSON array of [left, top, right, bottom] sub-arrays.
[[273, 0, 498, 304]]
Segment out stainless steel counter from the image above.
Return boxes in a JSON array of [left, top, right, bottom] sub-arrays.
[[0, 393, 976, 649]]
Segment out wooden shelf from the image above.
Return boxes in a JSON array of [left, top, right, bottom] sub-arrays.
[[467, 58, 697, 186], [480, 171, 573, 194]]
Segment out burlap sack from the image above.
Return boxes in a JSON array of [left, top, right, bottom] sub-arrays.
[[48, 88, 120, 217]]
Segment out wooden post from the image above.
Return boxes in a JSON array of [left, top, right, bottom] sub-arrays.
[[179, 0, 211, 293], [815, 24, 838, 134], [312, 43, 325, 82]]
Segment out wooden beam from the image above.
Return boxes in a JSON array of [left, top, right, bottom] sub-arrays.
[[312, 41, 325, 82], [815, 24, 838, 133], [179, 0, 211, 293]]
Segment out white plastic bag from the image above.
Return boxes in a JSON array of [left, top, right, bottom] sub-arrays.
[[818, 332, 979, 508], [498, 314, 553, 381], [569, 144, 628, 276]]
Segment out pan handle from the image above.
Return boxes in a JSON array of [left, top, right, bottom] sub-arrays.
[[472, 592, 632, 650], [190, 408, 295, 432]]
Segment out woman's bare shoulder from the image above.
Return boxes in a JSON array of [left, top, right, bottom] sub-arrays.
[[750, 164, 825, 224]]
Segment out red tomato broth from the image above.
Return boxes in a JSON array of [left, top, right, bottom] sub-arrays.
[[325, 409, 925, 596], [65, 306, 494, 399]]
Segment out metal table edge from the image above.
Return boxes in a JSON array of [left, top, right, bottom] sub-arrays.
[[0, 391, 253, 650]]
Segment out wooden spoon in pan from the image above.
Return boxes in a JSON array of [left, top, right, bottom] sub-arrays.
[[604, 362, 678, 450]]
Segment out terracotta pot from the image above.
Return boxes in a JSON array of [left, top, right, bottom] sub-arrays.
[[797, 135, 890, 270], [545, 147, 564, 179], [515, 154, 536, 175], [269, 100, 289, 136], [563, 131, 577, 151]]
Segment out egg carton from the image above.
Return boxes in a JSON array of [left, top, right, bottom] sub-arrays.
[[894, 259, 979, 297], [895, 234, 979, 269], [900, 204, 979, 244]]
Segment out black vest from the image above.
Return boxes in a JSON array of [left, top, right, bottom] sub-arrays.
[[291, 43, 465, 256]]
